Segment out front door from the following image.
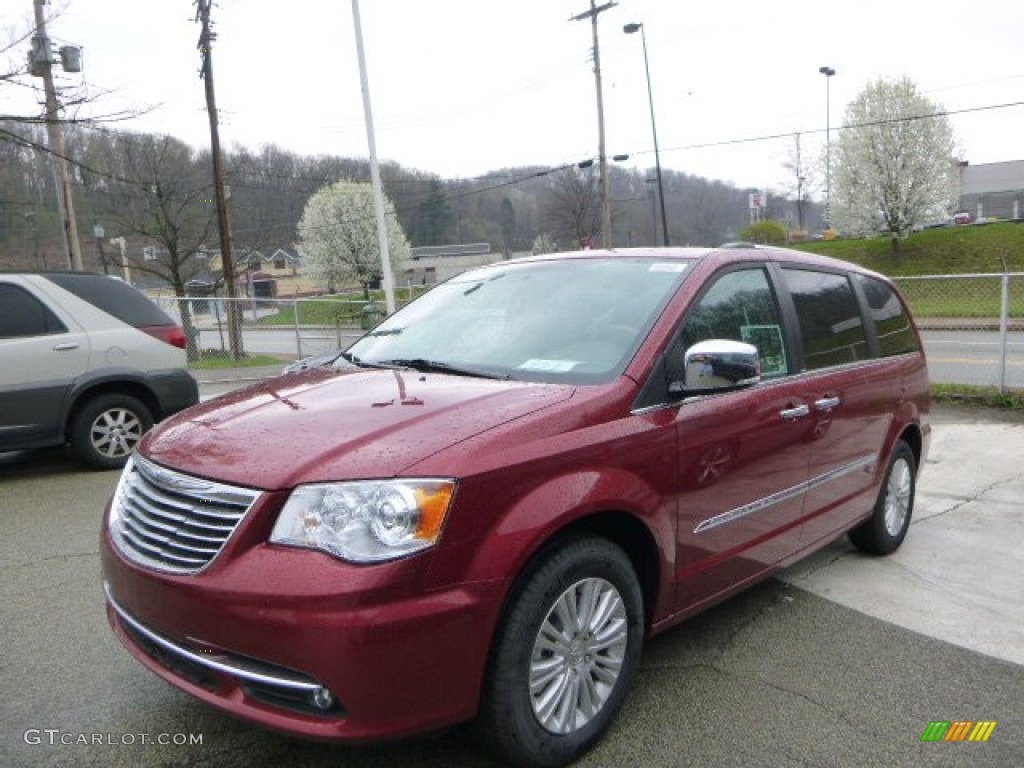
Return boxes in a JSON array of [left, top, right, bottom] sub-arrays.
[[668, 266, 812, 613]]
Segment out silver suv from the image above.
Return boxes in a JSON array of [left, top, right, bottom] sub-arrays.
[[0, 272, 198, 469]]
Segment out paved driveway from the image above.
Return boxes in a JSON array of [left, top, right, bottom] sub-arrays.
[[2, 406, 1021, 767]]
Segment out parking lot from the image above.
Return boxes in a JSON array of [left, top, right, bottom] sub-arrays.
[[2, 401, 1022, 767]]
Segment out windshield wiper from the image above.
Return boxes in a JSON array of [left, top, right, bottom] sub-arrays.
[[380, 358, 513, 380], [340, 352, 406, 370]]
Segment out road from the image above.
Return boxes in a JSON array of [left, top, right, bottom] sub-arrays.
[[1, 405, 1022, 767], [208, 326, 1024, 389], [922, 329, 1024, 388]]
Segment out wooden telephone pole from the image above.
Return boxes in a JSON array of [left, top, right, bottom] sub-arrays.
[[571, 1, 616, 249], [30, 0, 83, 270], [194, 0, 243, 358]]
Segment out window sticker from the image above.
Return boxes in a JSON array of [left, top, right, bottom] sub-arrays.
[[741, 324, 787, 376], [649, 263, 689, 273], [518, 359, 580, 373]]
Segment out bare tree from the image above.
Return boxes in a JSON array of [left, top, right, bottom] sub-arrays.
[[543, 167, 601, 248], [781, 133, 816, 233], [91, 134, 217, 359]]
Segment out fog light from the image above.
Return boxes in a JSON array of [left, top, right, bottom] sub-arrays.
[[311, 686, 334, 710]]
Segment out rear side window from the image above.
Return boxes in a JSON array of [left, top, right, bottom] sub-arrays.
[[0, 284, 67, 338], [856, 275, 920, 356], [44, 274, 174, 328], [782, 269, 869, 370]]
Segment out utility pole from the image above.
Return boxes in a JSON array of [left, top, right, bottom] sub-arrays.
[[572, 1, 616, 249], [195, 0, 243, 358], [30, 0, 83, 271]]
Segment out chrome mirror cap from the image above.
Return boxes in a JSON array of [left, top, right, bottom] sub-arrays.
[[681, 339, 761, 393]]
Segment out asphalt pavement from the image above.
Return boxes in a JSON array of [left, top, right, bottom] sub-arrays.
[[1, 401, 1021, 767]]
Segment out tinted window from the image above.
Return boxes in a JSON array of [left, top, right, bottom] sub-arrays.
[[44, 274, 174, 328], [0, 284, 67, 338], [782, 269, 869, 370], [678, 267, 789, 378], [856, 275, 920, 356]]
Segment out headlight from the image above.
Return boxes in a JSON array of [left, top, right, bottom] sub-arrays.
[[270, 479, 456, 563]]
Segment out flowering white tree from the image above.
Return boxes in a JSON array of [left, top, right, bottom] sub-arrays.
[[297, 180, 410, 296], [831, 77, 959, 247]]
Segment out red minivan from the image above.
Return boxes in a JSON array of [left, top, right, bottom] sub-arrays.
[[101, 246, 930, 767]]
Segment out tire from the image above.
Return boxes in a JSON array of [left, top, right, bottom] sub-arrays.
[[849, 440, 916, 555], [70, 393, 153, 470], [475, 536, 644, 768]]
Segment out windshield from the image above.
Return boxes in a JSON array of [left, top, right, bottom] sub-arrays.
[[347, 256, 694, 384]]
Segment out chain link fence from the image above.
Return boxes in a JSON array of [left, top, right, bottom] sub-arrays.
[[152, 294, 411, 365], [153, 274, 1023, 392], [893, 273, 1023, 391]]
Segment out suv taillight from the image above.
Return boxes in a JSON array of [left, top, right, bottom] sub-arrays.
[[142, 325, 187, 349]]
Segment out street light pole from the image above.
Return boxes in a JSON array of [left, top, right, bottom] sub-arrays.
[[819, 66, 836, 229], [351, 0, 397, 315], [624, 22, 669, 247]]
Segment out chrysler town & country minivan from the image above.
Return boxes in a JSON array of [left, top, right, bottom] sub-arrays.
[[101, 246, 930, 767]]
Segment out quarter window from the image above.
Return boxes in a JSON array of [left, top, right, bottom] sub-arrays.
[[0, 285, 67, 338], [782, 269, 869, 370], [856, 275, 920, 356], [678, 268, 789, 378]]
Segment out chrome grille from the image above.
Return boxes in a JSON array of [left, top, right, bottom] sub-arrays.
[[109, 455, 261, 574]]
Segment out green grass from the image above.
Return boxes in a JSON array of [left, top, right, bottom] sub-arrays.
[[791, 221, 1024, 276], [257, 287, 428, 327], [894, 276, 1024, 318], [188, 352, 284, 369], [932, 383, 1024, 411]]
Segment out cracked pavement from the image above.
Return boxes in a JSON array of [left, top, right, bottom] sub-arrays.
[[2, 408, 1021, 767]]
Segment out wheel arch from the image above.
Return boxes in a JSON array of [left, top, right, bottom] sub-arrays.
[[65, 379, 160, 440], [898, 422, 923, 471], [491, 510, 663, 642]]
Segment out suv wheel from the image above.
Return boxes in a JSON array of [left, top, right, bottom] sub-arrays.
[[71, 394, 153, 470], [476, 536, 644, 767], [849, 440, 916, 555]]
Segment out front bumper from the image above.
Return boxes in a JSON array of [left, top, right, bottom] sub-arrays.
[[100, 530, 507, 742]]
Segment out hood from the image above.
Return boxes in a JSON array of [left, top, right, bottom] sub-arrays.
[[140, 368, 575, 489]]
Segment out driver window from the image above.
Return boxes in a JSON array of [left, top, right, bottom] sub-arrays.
[[672, 267, 789, 381]]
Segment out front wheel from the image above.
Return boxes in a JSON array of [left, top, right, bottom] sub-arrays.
[[70, 393, 153, 470], [849, 440, 916, 555], [476, 536, 644, 768]]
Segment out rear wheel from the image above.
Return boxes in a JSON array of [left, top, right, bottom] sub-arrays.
[[849, 440, 916, 555], [476, 536, 644, 767], [70, 393, 152, 470]]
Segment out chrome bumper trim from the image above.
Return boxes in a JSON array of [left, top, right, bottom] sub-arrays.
[[103, 582, 321, 693]]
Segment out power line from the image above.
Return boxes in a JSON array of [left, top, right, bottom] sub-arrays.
[[653, 100, 1024, 159], [5, 98, 1022, 241]]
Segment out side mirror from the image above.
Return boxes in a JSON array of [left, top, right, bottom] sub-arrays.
[[672, 339, 761, 396]]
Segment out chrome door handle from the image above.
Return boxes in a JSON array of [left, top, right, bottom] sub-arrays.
[[814, 396, 841, 412], [779, 404, 810, 421], [52, 342, 80, 351]]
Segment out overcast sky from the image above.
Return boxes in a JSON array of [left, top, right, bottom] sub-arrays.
[[6, 0, 1024, 194]]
